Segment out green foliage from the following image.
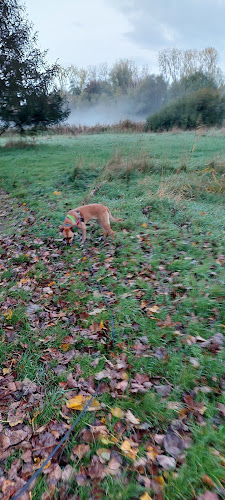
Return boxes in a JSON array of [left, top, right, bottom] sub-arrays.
[[0, 0, 69, 133], [168, 71, 218, 102], [145, 88, 225, 131], [130, 74, 168, 116]]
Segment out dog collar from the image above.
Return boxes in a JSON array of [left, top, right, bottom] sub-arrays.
[[76, 211, 84, 226], [65, 215, 76, 226]]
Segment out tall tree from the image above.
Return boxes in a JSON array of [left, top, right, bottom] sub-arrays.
[[168, 71, 218, 102], [109, 59, 138, 94], [0, 0, 69, 133], [158, 47, 223, 85]]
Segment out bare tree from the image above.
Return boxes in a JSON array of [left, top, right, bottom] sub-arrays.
[[159, 47, 223, 84]]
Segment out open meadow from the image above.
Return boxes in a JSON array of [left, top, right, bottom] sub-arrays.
[[0, 129, 225, 500]]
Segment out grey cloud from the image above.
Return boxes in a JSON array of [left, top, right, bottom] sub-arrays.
[[108, 0, 225, 51]]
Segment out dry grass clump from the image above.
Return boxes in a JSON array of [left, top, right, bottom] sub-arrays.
[[156, 156, 225, 202], [156, 176, 193, 202], [53, 124, 109, 135], [3, 140, 35, 149], [50, 120, 144, 136], [197, 158, 225, 193], [112, 120, 144, 133], [104, 152, 156, 181]]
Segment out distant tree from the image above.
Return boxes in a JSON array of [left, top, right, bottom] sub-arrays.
[[131, 75, 168, 116], [168, 71, 218, 102], [145, 88, 225, 132], [159, 47, 223, 84], [0, 0, 69, 133], [109, 59, 138, 94], [83, 79, 112, 101]]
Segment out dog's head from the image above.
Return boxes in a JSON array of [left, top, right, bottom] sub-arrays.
[[59, 224, 75, 245]]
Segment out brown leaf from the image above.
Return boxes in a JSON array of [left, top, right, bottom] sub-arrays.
[[21, 450, 32, 463], [71, 444, 90, 460], [189, 357, 200, 368], [61, 464, 76, 482], [95, 369, 111, 380], [105, 457, 121, 476], [137, 474, 151, 489], [156, 454, 176, 469], [198, 492, 220, 500], [115, 380, 128, 392], [125, 410, 140, 425], [86, 455, 106, 480], [201, 474, 215, 487], [0, 433, 11, 450], [7, 402, 26, 427], [76, 473, 88, 486], [163, 431, 185, 458], [1, 479, 16, 498], [155, 385, 172, 397], [217, 403, 225, 416], [7, 458, 22, 480], [153, 434, 165, 446]]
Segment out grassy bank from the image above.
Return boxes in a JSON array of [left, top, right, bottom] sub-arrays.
[[0, 130, 225, 499]]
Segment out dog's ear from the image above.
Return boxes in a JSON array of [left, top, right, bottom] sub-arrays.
[[58, 225, 64, 233]]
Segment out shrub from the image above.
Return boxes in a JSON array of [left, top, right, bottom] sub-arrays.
[[145, 88, 225, 132]]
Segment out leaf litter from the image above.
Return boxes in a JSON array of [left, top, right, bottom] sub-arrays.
[[0, 190, 224, 499]]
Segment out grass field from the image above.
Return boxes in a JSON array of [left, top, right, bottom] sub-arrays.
[[0, 129, 225, 500]]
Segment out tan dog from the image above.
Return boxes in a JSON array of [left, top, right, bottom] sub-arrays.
[[59, 203, 122, 245]]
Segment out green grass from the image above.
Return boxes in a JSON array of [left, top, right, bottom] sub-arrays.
[[0, 129, 225, 499]]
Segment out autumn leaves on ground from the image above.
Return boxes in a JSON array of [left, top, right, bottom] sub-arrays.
[[0, 130, 225, 500]]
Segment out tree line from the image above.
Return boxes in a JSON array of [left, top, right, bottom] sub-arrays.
[[0, 0, 224, 133]]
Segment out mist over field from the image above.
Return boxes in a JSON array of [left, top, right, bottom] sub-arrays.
[[66, 100, 146, 126]]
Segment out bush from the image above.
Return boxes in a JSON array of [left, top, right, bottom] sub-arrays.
[[145, 88, 225, 132]]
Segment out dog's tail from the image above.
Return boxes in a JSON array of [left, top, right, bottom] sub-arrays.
[[107, 208, 123, 222]]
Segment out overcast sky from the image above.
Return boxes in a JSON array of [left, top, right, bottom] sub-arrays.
[[25, 0, 225, 72]]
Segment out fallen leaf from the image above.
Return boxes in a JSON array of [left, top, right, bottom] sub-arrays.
[[147, 305, 160, 314], [111, 407, 125, 418], [156, 454, 176, 469], [61, 464, 75, 482], [155, 385, 172, 397], [95, 369, 111, 380], [121, 440, 138, 461], [189, 357, 200, 368], [89, 307, 106, 315], [97, 448, 111, 463], [217, 403, 225, 416], [125, 410, 140, 425], [140, 493, 153, 500], [72, 444, 90, 460], [105, 457, 121, 476], [3, 367, 11, 375], [66, 395, 101, 411], [66, 394, 84, 410], [163, 431, 185, 458], [86, 455, 106, 480], [146, 445, 158, 462], [116, 380, 128, 392], [201, 474, 215, 487], [151, 475, 165, 492], [198, 492, 220, 500]]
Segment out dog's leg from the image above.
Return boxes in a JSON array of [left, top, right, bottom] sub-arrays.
[[104, 228, 114, 239], [79, 222, 87, 245], [99, 214, 114, 239]]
